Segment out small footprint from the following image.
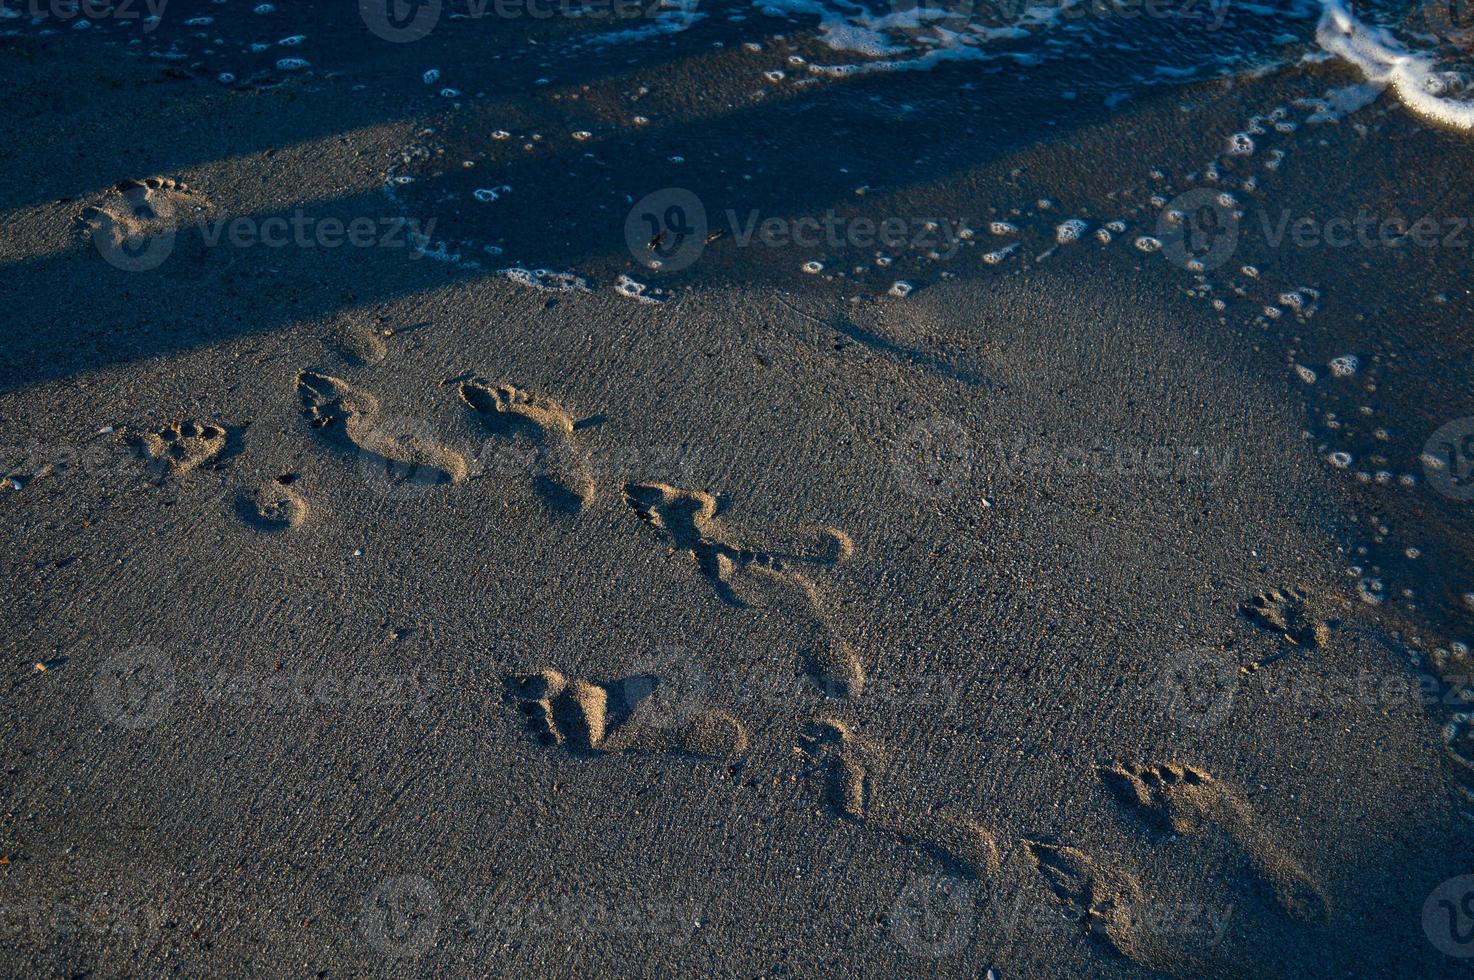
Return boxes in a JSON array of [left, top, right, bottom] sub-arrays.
[[1024, 842, 1173, 965], [458, 381, 594, 514], [623, 482, 863, 696], [622, 483, 851, 601], [800, 718, 999, 879], [1100, 762, 1329, 923], [297, 371, 466, 487], [75, 177, 199, 228], [505, 668, 748, 761], [323, 322, 388, 367], [1239, 587, 1331, 649], [74, 178, 213, 258], [128, 420, 226, 480], [234, 482, 307, 533]]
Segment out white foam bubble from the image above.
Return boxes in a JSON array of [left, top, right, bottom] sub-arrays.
[[499, 268, 590, 293], [1227, 133, 1255, 156], [615, 274, 663, 304], [1055, 219, 1088, 244], [983, 243, 1019, 265]]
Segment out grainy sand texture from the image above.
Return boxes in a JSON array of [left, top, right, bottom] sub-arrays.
[[3, 1, 1474, 976]]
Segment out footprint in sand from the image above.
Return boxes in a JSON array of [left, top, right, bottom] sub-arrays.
[[297, 371, 466, 490], [323, 322, 389, 367], [1022, 842, 1193, 968], [1099, 762, 1330, 924], [75, 177, 215, 273], [1239, 587, 1333, 650], [457, 381, 595, 515], [234, 481, 308, 533], [505, 668, 748, 761], [623, 482, 863, 697], [128, 420, 227, 480], [800, 718, 999, 879]]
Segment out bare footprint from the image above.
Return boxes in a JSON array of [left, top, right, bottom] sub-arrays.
[[800, 719, 999, 878], [1100, 762, 1329, 923], [623, 482, 862, 696], [1023, 841, 1193, 967], [297, 371, 466, 487], [128, 420, 227, 480], [234, 482, 307, 533], [458, 381, 594, 515], [74, 177, 203, 233], [1239, 587, 1331, 649], [324, 322, 388, 367], [505, 668, 747, 761], [74, 177, 216, 271]]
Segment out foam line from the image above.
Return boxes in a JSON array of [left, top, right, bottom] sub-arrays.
[[1315, 0, 1474, 130]]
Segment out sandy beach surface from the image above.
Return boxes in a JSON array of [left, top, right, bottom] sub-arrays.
[[3, 1, 1474, 976]]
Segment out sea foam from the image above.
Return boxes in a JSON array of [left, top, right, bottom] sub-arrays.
[[1315, 0, 1474, 131]]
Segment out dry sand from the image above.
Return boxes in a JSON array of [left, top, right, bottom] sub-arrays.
[[2, 6, 1473, 977]]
